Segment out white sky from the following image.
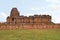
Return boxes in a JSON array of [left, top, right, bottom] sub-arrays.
[[0, 0, 60, 23]]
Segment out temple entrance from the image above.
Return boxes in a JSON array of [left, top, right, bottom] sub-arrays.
[[12, 18, 16, 24], [12, 18, 14, 22]]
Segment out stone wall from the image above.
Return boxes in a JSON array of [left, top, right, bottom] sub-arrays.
[[0, 24, 60, 30]]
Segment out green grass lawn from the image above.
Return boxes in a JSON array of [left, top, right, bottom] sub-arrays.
[[0, 29, 60, 40]]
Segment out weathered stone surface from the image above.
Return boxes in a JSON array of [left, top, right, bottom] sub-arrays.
[[7, 8, 52, 24]]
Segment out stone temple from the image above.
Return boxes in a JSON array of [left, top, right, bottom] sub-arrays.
[[7, 8, 53, 25], [0, 8, 60, 30]]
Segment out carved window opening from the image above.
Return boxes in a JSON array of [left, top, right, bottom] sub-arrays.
[[12, 18, 14, 22]]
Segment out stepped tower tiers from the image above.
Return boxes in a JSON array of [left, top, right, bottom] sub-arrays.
[[7, 8, 54, 24], [10, 8, 20, 17]]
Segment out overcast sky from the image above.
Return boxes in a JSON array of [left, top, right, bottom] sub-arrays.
[[0, 0, 60, 23]]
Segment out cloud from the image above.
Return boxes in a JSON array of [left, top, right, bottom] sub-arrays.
[[46, 0, 59, 4], [31, 8, 40, 11], [46, 4, 60, 23], [31, 7, 46, 12], [0, 12, 7, 22], [1, 12, 7, 18]]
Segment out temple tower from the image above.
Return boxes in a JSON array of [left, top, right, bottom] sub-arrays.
[[7, 8, 20, 24], [10, 8, 20, 17]]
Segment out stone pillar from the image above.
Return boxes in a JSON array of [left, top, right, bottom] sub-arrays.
[[29, 16, 34, 23]]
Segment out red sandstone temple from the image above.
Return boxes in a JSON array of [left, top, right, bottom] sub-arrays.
[[0, 8, 60, 30], [7, 8, 53, 24]]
